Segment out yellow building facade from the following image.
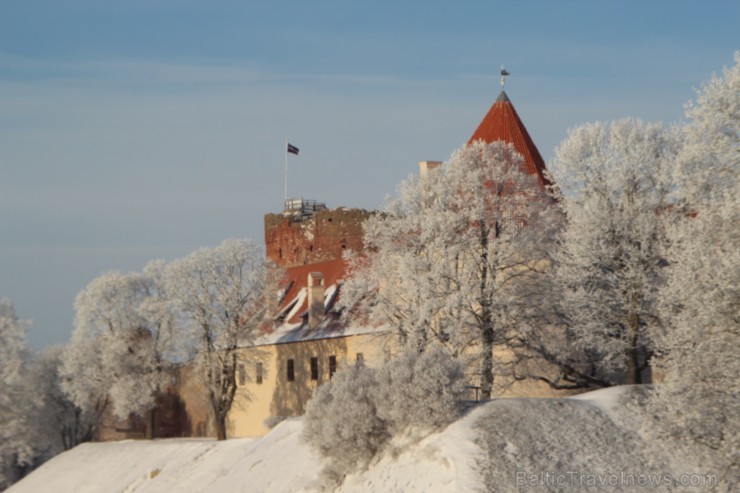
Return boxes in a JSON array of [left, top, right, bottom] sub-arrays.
[[228, 330, 391, 437]]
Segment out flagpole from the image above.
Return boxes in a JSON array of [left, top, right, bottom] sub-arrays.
[[284, 138, 288, 206]]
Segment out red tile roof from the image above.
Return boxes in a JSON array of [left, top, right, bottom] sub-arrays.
[[276, 258, 347, 325], [468, 91, 551, 188], [252, 257, 387, 346]]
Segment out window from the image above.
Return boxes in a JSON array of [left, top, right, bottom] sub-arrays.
[[238, 363, 246, 386], [256, 362, 263, 385], [356, 353, 364, 366], [328, 355, 337, 378], [310, 357, 319, 381], [286, 359, 295, 382]]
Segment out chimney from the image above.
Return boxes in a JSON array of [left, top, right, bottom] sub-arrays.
[[307, 272, 325, 329], [418, 160, 442, 176]]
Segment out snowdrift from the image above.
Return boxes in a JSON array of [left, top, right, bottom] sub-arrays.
[[10, 386, 663, 493], [7, 419, 321, 493]]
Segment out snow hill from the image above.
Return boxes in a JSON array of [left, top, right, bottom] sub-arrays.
[[10, 387, 678, 493]]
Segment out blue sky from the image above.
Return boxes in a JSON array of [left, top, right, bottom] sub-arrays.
[[1, 0, 738, 349]]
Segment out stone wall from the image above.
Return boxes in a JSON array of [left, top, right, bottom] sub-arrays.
[[264, 208, 372, 269]]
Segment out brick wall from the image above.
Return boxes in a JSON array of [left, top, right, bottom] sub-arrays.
[[264, 208, 372, 269]]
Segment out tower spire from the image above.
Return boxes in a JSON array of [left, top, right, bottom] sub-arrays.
[[468, 79, 552, 189]]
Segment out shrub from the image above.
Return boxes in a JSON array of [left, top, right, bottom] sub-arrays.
[[302, 348, 466, 487], [375, 348, 467, 435], [263, 415, 288, 430], [302, 364, 389, 488]]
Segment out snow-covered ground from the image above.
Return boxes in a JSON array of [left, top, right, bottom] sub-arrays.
[[9, 386, 683, 493], [7, 418, 321, 493]]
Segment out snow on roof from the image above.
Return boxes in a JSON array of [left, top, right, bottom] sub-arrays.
[[253, 320, 386, 347], [275, 259, 347, 325], [247, 258, 388, 347], [282, 287, 307, 324]]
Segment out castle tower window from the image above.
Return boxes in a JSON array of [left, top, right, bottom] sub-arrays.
[[328, 355, 337, 378], [356, 353, 364, 367], [286, 359, 295, 382], [310, 357, 319, 381], [256, 362, 263, 384]]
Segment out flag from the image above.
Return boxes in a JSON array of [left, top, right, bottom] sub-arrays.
[[287, 143, 299, 155]]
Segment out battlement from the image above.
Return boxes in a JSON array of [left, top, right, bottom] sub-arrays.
[[264, 206, 373, 269]]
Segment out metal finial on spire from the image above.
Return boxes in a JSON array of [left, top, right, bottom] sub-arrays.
[[500, 65, 510, 89]]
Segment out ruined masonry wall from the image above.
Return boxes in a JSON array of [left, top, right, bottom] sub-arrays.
[[264, 208, 372, 269]]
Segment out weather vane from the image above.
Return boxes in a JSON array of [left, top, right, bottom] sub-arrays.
[[500, 65, 510, 89]]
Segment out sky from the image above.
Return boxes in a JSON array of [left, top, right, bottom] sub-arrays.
[[1, 0, 738, 349]]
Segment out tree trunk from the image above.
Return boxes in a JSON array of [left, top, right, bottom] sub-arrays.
[[479, 221, 495, 400], [145, 408, 156, 440], [415, 320, 428, 353], [480, 321, 495, 399], [215, 414, 227, 441], [208, 386, 228, 441], [626, 296, 642, 385], [625, 343, 642, 384]]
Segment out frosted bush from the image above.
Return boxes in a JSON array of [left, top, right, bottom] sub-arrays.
[[375, 348, 466, 435], [263, 415, 288, 430], [302, 349, 466, 487], [302, 364, 389, 488]]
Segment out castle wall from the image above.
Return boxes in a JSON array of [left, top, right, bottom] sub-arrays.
[[172, 364, 215, 438], [227, 331, 391, 437], [264, 208, 372, 269], [95, 368, 210, 441]]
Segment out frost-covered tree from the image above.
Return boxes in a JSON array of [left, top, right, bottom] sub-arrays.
[[61, 266, 176, 439], [649, 52, 739, 486], [343, 141, 558, 399], [0, 299, 34, 490], [164, 238, 281, 440], [28, 347, 100, 453], [302, 349, 465, 488], [2, 305, 95, 489], [546, 119, 677, 386], [0, 345, 101, 490]]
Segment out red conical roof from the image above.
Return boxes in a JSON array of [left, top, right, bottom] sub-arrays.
[[468, 91, 551, 188]]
